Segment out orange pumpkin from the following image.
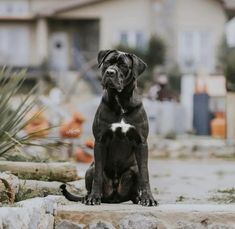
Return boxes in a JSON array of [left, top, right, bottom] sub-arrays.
[[85, 139, 95, 149], [72, 112, 85, 124], [25, 110, 49, 138], [59, 112, 85, 138], [74, 148, 93, 163]]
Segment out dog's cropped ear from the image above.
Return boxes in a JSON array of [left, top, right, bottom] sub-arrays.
[[97, 50, 116, 68], [129, 54, 147, 77]]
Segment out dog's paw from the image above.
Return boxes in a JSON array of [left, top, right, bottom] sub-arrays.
[[84, 193, 101, 205], [139, 193, 158, 207]]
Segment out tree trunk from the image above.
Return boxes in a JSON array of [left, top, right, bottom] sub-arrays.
[[0, 172, 84, 203], [0, 161, 79, 182], [16, 179, 63, 201], [0, 172, 19, 203]]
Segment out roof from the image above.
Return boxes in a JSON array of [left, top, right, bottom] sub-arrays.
[[221, 0, 235, 18], [38, 0, 112, 17], [223, 0, 235, 9], [0, 0, 233, 22], [38, 0, 235, 18], [0, 15, 35, 21]]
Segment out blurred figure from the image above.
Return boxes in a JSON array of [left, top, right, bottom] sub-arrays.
[[148, 72, 178, 102], [148, 81, 160, 101], [156, 74, 176, 102]]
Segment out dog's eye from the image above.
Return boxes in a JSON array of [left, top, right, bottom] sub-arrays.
[[120, 65, 128, 71], [102, 62, 109, 68]]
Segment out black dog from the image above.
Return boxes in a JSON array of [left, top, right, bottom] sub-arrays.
[[61, 50, 157, 206]]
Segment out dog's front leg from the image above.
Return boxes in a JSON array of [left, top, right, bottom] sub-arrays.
[[135, 143, 158, 206], [85, 141, 105, 205]]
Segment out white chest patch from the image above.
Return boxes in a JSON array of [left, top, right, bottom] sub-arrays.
[[111, 119, 133, 133]]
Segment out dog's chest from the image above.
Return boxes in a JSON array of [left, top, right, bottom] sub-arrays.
[[115, 95, 126, 114], [106, 119, 135, 172]]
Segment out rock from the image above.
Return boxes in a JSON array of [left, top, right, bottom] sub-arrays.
[[0, 207, 31, 229], [119, 214, 161, 229], [41, 214, 54, 229], [208, 224, 235, 229], [55, 220, 85, 229], [55, 203, 235, 228], [89, 221, 116, 229], [175, 222, 199, 229], [0, 195, 62, 229]]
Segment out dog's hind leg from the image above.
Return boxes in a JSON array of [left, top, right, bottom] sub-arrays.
[[85, 164, 114, 203], [85, 163, 95, 195], [102, 172, 113, 199], [117, 166, 140, 203]]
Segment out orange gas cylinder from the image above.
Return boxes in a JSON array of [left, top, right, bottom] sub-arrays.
[[211, 112, 226, 139]]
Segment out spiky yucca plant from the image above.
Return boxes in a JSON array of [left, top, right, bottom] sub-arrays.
[[0, 69, 38, 156]]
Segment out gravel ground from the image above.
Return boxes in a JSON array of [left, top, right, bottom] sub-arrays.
[[77, 159, 235, 205]]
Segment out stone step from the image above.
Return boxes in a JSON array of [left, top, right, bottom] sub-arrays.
[[55, 203, 235, 229]]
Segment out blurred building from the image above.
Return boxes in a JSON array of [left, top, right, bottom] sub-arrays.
[[0, 0, 234, 82]]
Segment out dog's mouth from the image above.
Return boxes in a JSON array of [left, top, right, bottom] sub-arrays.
[[116, 87, 123, 93], [104, 81, 123, 92], [102, 74, 124, 93]]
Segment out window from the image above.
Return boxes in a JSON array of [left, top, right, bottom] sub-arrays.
[[199, 31, 212, 71], [0, 26, 30, 66], [120, 32, 128, 46], [180, 31, 195, 71], [136, 32, 145, 48], [119, 31, 146, 48], [0, 1, 29, 15], [178, 30, 214, 73]]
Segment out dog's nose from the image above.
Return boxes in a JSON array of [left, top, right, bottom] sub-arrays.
[[106, 69, 115, 77]]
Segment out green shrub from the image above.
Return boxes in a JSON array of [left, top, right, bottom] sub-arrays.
[[225, 48, 235, 92], [0, 69, 37, 156], [146, 36, 166, 69], [115, 35, 166, 90], [168, 64, 181, 93], [217, 37, 235, 92], [115, 44, 147, 62]]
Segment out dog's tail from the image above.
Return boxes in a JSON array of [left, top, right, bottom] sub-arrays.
[[60, 184, 84, 202]]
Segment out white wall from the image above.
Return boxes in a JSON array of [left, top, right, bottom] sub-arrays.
[[57, 0, 152, 49], [0, 23, 30, 66], [175, 0, 227, 74]]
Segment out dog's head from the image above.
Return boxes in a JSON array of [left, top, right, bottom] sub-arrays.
[[97, 50, 147, 92]]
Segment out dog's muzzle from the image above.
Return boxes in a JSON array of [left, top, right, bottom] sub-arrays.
[[102, 68, 123, 92], [106, 69, 116, 77], [102, 67, 132, 93]]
